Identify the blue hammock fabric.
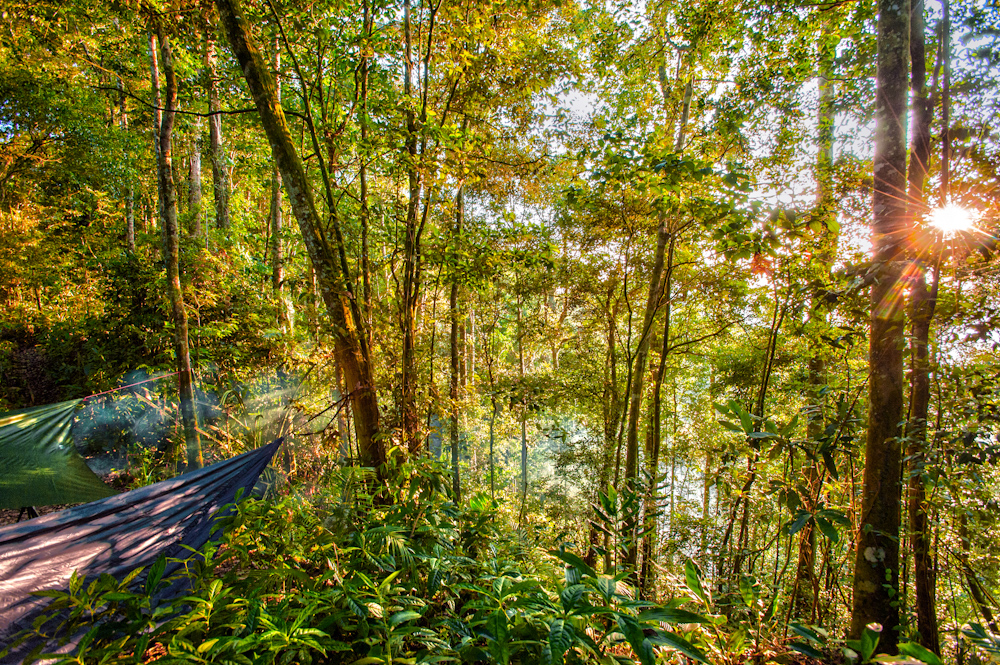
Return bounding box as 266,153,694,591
0,440,281,660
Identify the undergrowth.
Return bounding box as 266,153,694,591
8,458,948,665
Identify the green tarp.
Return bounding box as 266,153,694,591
0,400,115,509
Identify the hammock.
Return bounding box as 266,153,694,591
0,439,281,661
0,400,115,510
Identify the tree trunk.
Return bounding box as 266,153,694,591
359,0,373,330
150,33,163,256
205,33,231,232
449,186,464,503
639,232,675,599
905,0,940,652
622,218,668,574
118,78,136,253
794,16,838,620
517,302,529,525
214,0,385,475
189,117,203,238
400,0,422,453
270,41,291,333
850,0,909,650
156,26,203,471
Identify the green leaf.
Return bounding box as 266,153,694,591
785,511,812,536
684,560,709,605
655,631,710,664
861,625,881,661
389,610,421,627
549,550,597,579
637,608,710,624
719,419,743,433
898,642,944,665
789,641,826,659
738,576,757,609
560,584,586,612
549,619,576,663
146,554,166,594
822,449,839,480
616,615,655,665
815,516,840,543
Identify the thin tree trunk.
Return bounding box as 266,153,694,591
359,0,373,330
214,0,385,475
517,303,529,525
150,33,163,258
118,77,136,253
156,26,202,471
189,118,203,237
449,186,464,503
850,0,909,650
270,40,291,333
206,33,231,231
639,232,675,599
794,16,838,620
400,0,421,453
468,309,476,386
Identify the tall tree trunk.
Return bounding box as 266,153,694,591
517,302,529,526
189,117,203,238
118,77,136,253
156,26,203,471
359,0,373,331
206,33,231,232
270,40,291,333
622,218,668,574
639,232,675,599
214,0,385,475
850,0,910,650
905,0,939,652
150,33,163,257
586,286,622,570
468,309,476,386
449,185,464,503
400,0,422,453
940,0,951,207
794,16,838,620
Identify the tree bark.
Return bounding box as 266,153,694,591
156,25,203,471
150,33,163,258
189,117,203,238
205,33,231,232
794,16,838,620
850,0,909,650
449,185,464,503
400,0,422,453
270,40,291,333
905,0,940,653
214,0,386,475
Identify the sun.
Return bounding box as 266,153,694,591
928,204,977,236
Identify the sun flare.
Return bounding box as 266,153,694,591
929,204,977,236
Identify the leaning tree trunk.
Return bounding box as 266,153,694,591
205,33,231,232
214,0,385,476
850,0,909,652
156,26,203,471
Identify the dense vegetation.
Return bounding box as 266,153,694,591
1,0,999,661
